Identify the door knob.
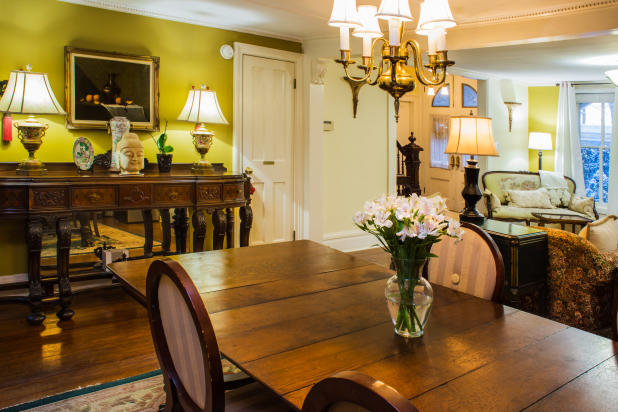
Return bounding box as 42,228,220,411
244,167,253,175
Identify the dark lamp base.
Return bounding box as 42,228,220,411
459,158,485,226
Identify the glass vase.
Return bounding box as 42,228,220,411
385,257,433,338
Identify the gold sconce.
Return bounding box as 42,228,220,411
503,101,521,132
330,0,456,121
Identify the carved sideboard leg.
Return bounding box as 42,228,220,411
173,208,188,254
239,205,253,247
226,208,234,249
26,218,45,325
56,216,74,321
76,212,93,247
159,208,172,253
192,210,207,253
142,209,154,258
212,209,227,250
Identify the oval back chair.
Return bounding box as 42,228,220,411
147,258,225,411
427,222,505,302
301,371,419,412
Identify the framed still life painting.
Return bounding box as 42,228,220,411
64,47,160,131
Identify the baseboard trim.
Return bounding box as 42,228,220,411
322,230,378,252
0,273,27,286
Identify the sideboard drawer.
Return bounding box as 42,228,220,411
0,188,27,211
30,187,69,210
154,184,193,205
197,184,222,205
223,183,245,202
119,184,152,207
73,187,116,208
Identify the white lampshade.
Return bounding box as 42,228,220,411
329,0,362,28
376,0,413,21
605,69,618,86
0,69,65,115
352,5,382,38
177,86,228,125
416,0,456,33
528,132,552,151
446,116,499,156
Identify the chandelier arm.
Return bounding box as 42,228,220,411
343,63,372,83
367,38,389,86
404,40,447,86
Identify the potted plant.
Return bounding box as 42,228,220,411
152,121,173,172
354,194,463,338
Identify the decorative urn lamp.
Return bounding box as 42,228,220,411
0,65,66,175
177,85,228,174
445,116,499,224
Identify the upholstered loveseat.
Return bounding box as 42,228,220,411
482,171,598,224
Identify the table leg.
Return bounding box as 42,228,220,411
226,208,234,249
159,208,172,253
76,212,93,247
172,208,188,254
212,209,227,250
26,218,45,325
192,209,207,252
239,205,253,247
56,216,74,321
142,209,154,258
560,223,565,231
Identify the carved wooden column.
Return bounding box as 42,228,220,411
159,208,172,253
240,171,254,247
26,218,45,325
172,208,188,254
225,208,234,249
141,210,154,257
400,132,423,196
192,209,207,253
212,209,227,250
56,215,74,321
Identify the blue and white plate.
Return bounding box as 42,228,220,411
73,137,95,171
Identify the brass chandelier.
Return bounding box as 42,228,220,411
329,0,456,121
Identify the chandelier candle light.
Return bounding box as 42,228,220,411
177,85,229,174
329,0,456,121
0,65,66,175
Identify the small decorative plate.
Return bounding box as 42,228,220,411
73,137,95,171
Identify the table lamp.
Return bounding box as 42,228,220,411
0,65,66,175
177,85,228,174
528,132,552,171
445,116,499,224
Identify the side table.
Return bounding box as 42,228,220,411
531,212,593,233
480,219,548,315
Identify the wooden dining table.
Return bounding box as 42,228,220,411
108,240,618,411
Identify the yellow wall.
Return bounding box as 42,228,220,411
528,86,559,172
0,0,301,276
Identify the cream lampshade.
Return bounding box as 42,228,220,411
0,66,66,175
416,0,456,32
177,85,228,174
529,132,552,170
352,5,383,57
446,116,499,224
328,0,362,51
376,0,413,21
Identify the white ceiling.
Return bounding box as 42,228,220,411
60,0,618,82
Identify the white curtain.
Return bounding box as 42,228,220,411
608,89,618,215
554,81,585,195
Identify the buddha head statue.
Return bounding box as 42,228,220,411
117,132,144,175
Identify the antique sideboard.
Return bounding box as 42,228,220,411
0,162,253,325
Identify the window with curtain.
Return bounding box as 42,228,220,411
576,90,614,204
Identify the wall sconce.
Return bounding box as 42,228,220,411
344,77,367,118
503,101,521,132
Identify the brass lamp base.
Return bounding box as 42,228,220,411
190,123,215,175
14,117,49,176
191,160,215,174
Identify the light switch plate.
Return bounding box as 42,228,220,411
323,120,334,132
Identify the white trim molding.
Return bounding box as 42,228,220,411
322,230,379,252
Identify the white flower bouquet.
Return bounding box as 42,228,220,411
354,194,463,337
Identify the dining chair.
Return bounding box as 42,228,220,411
612,276,618,341
426,222,505,302
146,258,293,412
301,371,419,412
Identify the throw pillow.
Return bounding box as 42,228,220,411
504,188,554,209
546,188,572,208
568,195,596,218
483,189,501,212
581,215,618,252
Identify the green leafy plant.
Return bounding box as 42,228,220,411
151,120,173,154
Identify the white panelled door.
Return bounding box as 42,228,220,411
242,55,295,245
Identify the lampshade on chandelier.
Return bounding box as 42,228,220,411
329,0,456,121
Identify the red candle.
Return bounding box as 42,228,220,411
2,113,12,142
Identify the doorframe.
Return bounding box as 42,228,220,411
233,42,306,241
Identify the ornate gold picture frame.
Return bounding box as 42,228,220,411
65,47,160,131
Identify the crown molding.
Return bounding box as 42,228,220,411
457,0,618,27
57,0,303,43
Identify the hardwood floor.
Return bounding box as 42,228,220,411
0,246,386,409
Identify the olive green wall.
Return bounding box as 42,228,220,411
0,0,301,276
528,86,560,172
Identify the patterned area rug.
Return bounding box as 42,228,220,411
2,361,244,412
41,224,160,258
